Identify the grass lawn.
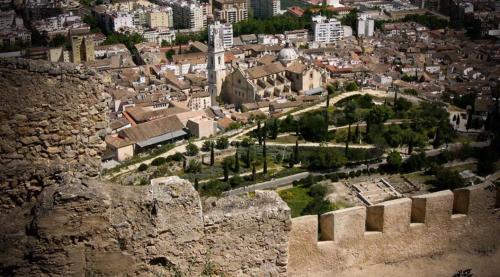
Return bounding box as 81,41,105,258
279,186,314,217
273,135,305,144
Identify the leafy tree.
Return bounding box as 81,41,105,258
386,151,402,172
201,140,212,152
186,142,199,156
365,105,393,135
299,112,329,142
215,137,229,149
402,152,428,172
432,167,465,190
165,49,175,61
306,148,347,170
138,163,148,172
345,82,359,92
186,159,202,173
340,10,358,30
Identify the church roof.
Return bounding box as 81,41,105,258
247,62,285,79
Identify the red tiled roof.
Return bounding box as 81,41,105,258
287,6,304,17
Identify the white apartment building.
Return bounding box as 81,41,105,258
312,15,343,43
357,14,374,37
210,21,233,49
172,2,207,31
253,0,280,19
143,28,176,45
110,12,134,32
146,8,173,28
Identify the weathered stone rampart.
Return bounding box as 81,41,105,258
0,58,109,211
289,183,500,276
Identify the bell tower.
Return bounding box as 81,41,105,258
208,22,226,102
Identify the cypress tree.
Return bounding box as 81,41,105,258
234,147,240,173
294,139,299,164
257,120,262,145
210,142,214,166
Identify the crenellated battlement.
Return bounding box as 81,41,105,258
288,183,500,275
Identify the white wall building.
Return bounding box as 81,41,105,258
209,22,233,49
357,14,374,37
143,28,176,45
312,15,343,43
110,12,134,32
253,0,280,19
172,2,207,31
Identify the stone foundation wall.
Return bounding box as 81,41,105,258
0,58,109,211
0,177,291,276
0,59,291,276
289,183,500,276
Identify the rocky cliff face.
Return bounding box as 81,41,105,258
0,59,291,276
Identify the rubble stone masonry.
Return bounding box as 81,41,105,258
0,59,291,276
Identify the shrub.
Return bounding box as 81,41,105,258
151,157,167,166
201,140,212,152
216,137,229,149
229,175,244,188
186,142,199,156
137,163,148,172
166,152,184,162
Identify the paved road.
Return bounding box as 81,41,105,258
223,172,310,196
222,140,492,196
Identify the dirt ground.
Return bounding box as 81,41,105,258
302,248,500,277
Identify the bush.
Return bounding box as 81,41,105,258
200,180,230,197
432,166,465,190
151,157,167,166
166,152,184,162
229,175,244,188
386,151,403,172
137,163,148,172
186,142,199,156
186,159,202,173
309,183,328,199
201,140,212,152
345,82,359,92
216,137,229,150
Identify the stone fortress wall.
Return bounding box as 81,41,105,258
0,58,499,276
0,58,109,212
0,58,290,276
288,183,500,276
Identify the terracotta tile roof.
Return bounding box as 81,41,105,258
286,62,306,74
247,62,285,79
119,116,184,143
126,106,189,123
287,6,304,17
105,135,134,148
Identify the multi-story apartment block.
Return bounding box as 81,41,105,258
146,8,173,28
312,15,343,43
0,10,31,47
357,14,374,37
188,92,212,110
213,0,248,24
33,12,89,38
71,35,95,64
209,21,233,49
172,2,207,31
252,0,280,19
110,12,134,32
